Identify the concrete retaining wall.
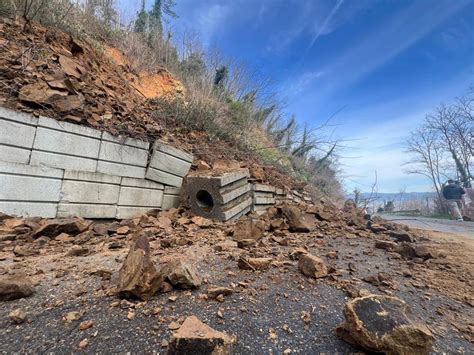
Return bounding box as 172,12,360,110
0,108,150,178
0,107,196,219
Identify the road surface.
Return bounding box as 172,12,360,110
382,214,474,239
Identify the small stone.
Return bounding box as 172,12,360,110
127,311,135,320
79,320,95,330
298,254,327,279
116,226,130,235
169,321,181,330
9,309,26,324
207,287,234,299
78,338,89,349
64,311,81,323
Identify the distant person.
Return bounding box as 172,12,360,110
442,180,465,221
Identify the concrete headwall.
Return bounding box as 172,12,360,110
0,107,193,219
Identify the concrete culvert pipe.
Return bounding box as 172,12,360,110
196,190,214,211
182,168,252,221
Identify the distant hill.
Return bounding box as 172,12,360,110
346,192,436,202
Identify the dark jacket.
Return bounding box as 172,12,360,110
442,184,465,200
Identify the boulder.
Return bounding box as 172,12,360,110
116,235,162,300
168,316,235,355
298,253,328,279
158,259,201,289
0,275,35,301
233,218,266,242
281,205,310,233
32,219,89,239
336,294,434,355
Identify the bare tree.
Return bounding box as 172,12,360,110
405,126,448,212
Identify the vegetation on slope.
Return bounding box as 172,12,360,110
0,0,343,200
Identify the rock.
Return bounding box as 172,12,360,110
233,218,266,242
116,226,130,235
32,219,89,239
0,212,13,222
116,235,162,300
413,245,436,259
195,160,211,171
390,230,413,243
158,259,201,289
64,311,82,323
78,338,89,349
66,246,89,257
191,216,213,227
8,309,26,324
13,245,39,257
168,315,235,355
374,240,398,251
370,224,387,233
238,257,273,271
79,320,95,330
298,254,327,279
281,205,310,233
336,294,434,354
55,233,73,242
207,287,234,299
0,275,35,301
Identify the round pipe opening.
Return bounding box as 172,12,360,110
196,190,214,211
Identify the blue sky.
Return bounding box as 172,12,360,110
118,0,474,193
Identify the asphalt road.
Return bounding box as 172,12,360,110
382,214,474,239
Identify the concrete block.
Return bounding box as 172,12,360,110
30,150,98,172
146,167,183,187
182,169,251,221
97,161,146,179
0,201,58,218
0,161,63,218
118,186,163,207
0,106,38,125
254,196,276,205
63,170,121,184
98,140,148,167
57,203,117,219
150,151,192,177
162,195,180,210
102,132,149,149
162,186,181,209
0,108,38,164
61,181,120,205
58,171,121,218
31,117,101,171
0,145,31,164
253,183,276,193
97,134,149,179
116,206,155,219
146,141,193,187
0,161,63,202
154,141,193,162
121,177,164,190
